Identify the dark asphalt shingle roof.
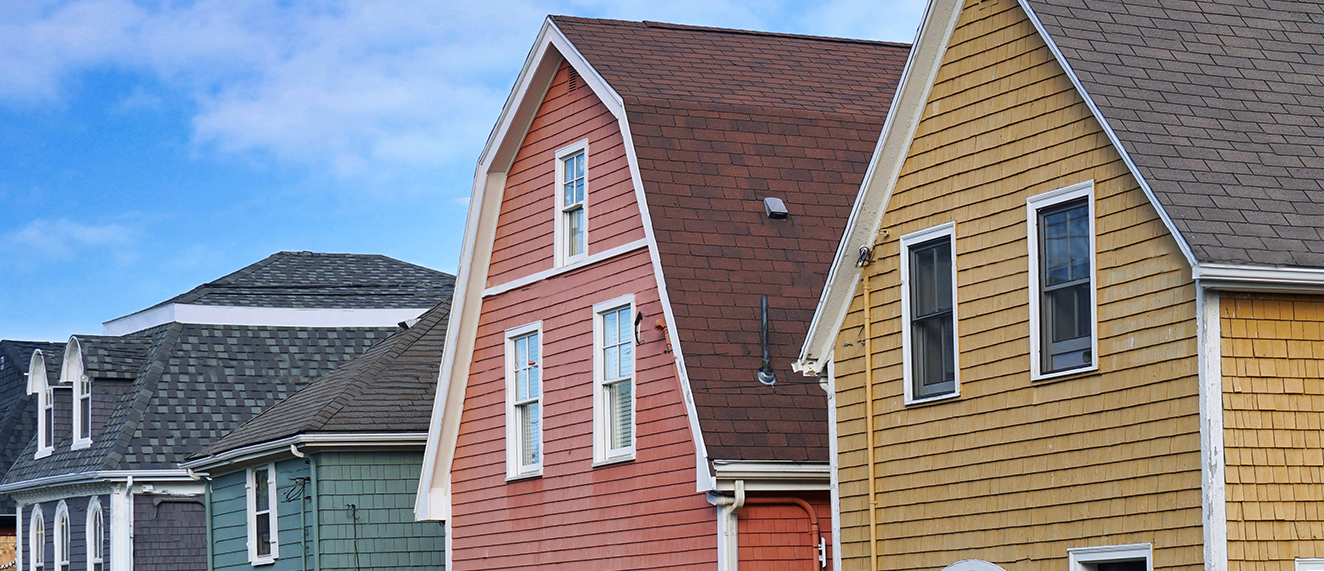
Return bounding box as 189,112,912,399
199,296,451,458
152,251,455,310
1025,0,1324,267
553,17,909,463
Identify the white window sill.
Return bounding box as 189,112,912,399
904,391,961,407
592,453,635,468
505,469,542,482
249,556,276,566
35,448,52,459
71,440,92,451
1032,364,1098,382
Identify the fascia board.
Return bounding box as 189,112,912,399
0,469,199,494
795,0,964,376
1016,0,1198,270
1193,263,1324,291
186,433,427,472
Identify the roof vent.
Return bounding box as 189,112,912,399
763,197,788,219
568,67,580,93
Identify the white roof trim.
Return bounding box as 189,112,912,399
794,0,964,376
183,432,428,472
1194,263,1324,291
0,469,199,494
711,461,830,491
416,17,713,519
1016,0,1196,269
103,304,431,336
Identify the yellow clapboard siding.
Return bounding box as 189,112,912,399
832,0,1201,568
1222,293,1324,569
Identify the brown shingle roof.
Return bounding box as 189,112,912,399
1025,0,1324,267
554,16,909,463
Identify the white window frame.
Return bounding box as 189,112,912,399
30,505,44,571
86,498,104,571
592,295,637,465
1027,180,1098,381
900,222,961,405
246,464,279,565
73,373,92,450
35,379,53,459
505,322,545,480
554,139,590,268
1299,559,1324,571
1068,543,1151,571
53,502,68,571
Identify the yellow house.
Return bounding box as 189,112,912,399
794,0,1324,570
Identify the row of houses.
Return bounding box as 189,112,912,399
3,0,1320,569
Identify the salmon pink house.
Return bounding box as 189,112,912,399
415,15,908,570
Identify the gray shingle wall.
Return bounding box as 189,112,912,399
1025,0,1324,267
133,494,206,570
20,495,100,570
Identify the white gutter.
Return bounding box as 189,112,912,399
1192,263,1324,291
182,432,428,471
0,469,198,494
710,461,830,492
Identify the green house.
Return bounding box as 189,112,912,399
185,300,451,570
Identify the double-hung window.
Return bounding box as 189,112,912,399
1028,181,1097,379
30,506,45,571
506,323,543,479
73,373,92,449
53,503,68,571
247,464,278,564
555,140,588,266
37,383,53,458
901,222,959,403
87,498,104,571
593,297,635,464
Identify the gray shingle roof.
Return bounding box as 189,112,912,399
1025,0,1324,267
157,251,454,309
198,297,452,458
3,323,397,482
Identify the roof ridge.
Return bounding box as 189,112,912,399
98,323,182,471
550,15,911,49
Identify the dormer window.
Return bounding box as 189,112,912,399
73,373,92,449
28,350,54,459
554,140,589,267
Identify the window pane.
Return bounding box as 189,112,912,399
608,380,633,450
521,402,541,467
1042,201,1088,287
568,208,584,257
913,315,955,396
605,346,619,380
604,311,617,345
44,407,53,447
620,336,633,377
255,512,271,556
81,397,91,439
1097,562,1146,571
254,470,269,512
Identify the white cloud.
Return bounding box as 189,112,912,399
2,218,135,260
0,0,924,190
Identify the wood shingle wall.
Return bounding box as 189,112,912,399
831,0,1202,568
1222,293,1324,568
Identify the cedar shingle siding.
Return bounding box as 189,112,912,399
833,1,1201,568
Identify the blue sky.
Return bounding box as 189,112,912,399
0,0,926,342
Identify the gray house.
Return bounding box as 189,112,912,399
184,295,451,570
0,341,63,564
0,252,453,571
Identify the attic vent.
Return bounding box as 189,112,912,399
568,67,581,93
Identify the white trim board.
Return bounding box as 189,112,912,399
103,304,431,336
1196,286,1228,571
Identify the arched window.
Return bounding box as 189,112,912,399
27,350,54,457
86,498,104,571
53,502,69,571
29,506,44,571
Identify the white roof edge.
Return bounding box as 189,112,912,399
1194,263,1324,290
1016,0,1198,269
183,432,428,471
795,0,964,376
102,304,431,336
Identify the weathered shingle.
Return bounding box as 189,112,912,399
554,17,910,463
1025,0,1324,267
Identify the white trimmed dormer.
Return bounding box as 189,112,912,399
62,337,92,450
26,349,54,459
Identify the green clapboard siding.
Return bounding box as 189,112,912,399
316,451,446,570
208,451,444,570
212,458,312,571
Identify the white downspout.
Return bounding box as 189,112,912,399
709,480,746,571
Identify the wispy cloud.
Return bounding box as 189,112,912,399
2,218,135,260
0,0,923,190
